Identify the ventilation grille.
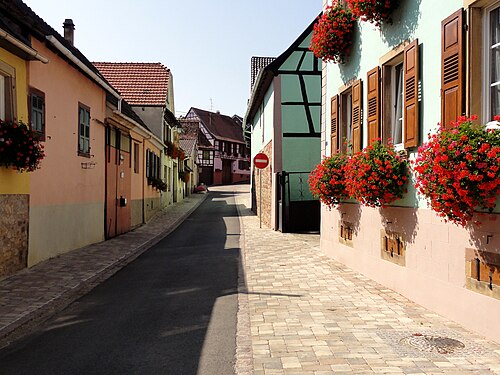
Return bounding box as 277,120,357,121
443,54,459,85
405,76,415,101
368,96,377,117
331,118,337,134
353,106,360,124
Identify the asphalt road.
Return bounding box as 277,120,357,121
0,189,241,375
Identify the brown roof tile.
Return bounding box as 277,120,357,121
93,62,170,106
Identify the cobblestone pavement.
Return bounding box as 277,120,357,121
231,186,500,375
0,193,207,348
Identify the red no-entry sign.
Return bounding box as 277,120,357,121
253,152,269,169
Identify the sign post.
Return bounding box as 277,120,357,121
253,153,269,229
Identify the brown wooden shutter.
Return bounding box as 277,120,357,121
351,79,362,153
367,67,380,145
404,39,419,148
441,9,464,129
330,95,339,154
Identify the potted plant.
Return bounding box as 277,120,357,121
346,0,400,27
414,115,500,227
345,141,409,207
310,2,357,64
0,120,44,172
309,153,349,207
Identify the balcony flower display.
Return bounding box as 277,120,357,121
310,2,357,64
345,141,409,207
346,0,400,27
414,115,500,227
308,153,349,207
0,120,44,172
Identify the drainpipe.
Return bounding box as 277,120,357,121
0,28,48,64
45,35,121,100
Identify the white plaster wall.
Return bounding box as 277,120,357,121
321,0,500,344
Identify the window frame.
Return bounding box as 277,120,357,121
78,103,91,157
381,54,405,150
339,87,353,154
28,87,45,140
0,60,16,122
482,1,500,120
133,142,140,174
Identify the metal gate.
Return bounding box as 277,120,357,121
277,171,320,233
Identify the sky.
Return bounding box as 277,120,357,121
24,0,321,118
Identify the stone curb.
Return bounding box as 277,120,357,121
0,193,208,348
234,189,254,375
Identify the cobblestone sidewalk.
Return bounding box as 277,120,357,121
0,193,207,348
233,188,500,375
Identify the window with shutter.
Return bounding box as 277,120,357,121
330,95,339,154
441,9,464,129
367,67,380,145
351,79,363,153
337,79,363,154
404,39,419,148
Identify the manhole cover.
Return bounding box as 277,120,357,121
400,334,465,354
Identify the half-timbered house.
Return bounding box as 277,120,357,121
244,17,322,232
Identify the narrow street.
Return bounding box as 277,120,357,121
0,189,240,375
1,185,500,375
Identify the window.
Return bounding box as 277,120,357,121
331,79,362,154
133,143,139,173
238,160,250,170
382,58,404,148
78,104,91,156
29,88,45,138
485,3,500,119
0,61,16,122
203,150,211,160
340,88,353,153
368,39,419,149
146,149,160,181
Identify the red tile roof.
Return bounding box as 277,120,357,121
93,62,170,106
191,108,245,143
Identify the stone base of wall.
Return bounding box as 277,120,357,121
255,142,273,228
0,194,28,278
144,197,161,223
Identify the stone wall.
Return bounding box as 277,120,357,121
254,142,273,228
0,194,28,278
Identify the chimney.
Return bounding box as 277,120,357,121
63,19,75,45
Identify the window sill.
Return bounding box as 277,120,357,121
78,151,91,158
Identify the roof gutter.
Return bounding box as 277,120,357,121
0,27,48,64
46,35,121,101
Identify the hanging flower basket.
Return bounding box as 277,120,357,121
308,153,349,207
346,0,400,27
345,141,409,207
0,120,45,172
310,3,357,64
414,115,500,227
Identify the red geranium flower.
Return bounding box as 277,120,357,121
309,153,349,207
0,120,44,172
414,115,500,227
346,0,400,27
345,141,409,207
310,2,357,64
